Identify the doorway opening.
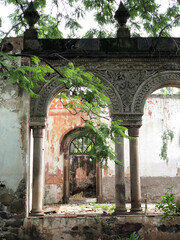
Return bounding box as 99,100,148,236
69,137,96,201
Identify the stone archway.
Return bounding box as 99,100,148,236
30,73,123,127
29,63,180,216
60,127,103,204
29,74,116,215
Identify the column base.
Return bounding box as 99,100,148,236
114,208,127,215
130,207,143,214
30,210,44,216
63,196,69,204
97,195,103,203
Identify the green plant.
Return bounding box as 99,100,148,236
159,129,174,164
117,232,144,240
155,186,180,221
90,203,115,213
160,87,174,98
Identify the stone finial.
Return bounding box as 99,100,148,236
24,1,40,39
24,1,40,29
114,1,130,38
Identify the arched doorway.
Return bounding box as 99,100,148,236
61,128,103,204
69,137,96,201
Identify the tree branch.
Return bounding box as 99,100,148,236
9,53,64,78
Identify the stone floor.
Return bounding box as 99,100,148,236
43,198,161,217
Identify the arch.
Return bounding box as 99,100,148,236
132,71,180,113
60,127,103,203
30,71,123,126
60,127,85,155
30,77,65,125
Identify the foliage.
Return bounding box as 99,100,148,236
0,0,180,39
159,129,174,163
0,54,54,97
89,203,115,213
128,232,144,240
160,87,174,98
155,186,180,221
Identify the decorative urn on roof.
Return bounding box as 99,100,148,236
24,1,40,39
114,1,130,38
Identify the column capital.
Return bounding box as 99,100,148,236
111,113,143,127
32,126,44,138
128,126,140,137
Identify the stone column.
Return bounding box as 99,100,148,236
63,155,70,203
114,136,127,214
30,126,44,216
96,163,103,203
128,127,142,212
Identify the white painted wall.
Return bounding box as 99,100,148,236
139,95,180,177
120,95,180,178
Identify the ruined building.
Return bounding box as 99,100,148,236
0,2,180,239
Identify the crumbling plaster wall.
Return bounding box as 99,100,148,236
45,95,180,204
0,82,27,192
0,38,29,193
0,38,30,239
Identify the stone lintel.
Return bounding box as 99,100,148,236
22,37,180,59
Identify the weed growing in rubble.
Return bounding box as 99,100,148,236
156,186,180,221
90,202,115,213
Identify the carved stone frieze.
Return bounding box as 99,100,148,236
30,58,180,127
72,58,180,72
95,69,156,113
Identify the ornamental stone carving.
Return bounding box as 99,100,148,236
30,71,124,125
94,69,155,113
30,58,180,127
132,71,180,113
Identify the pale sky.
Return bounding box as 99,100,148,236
0,0,179,37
